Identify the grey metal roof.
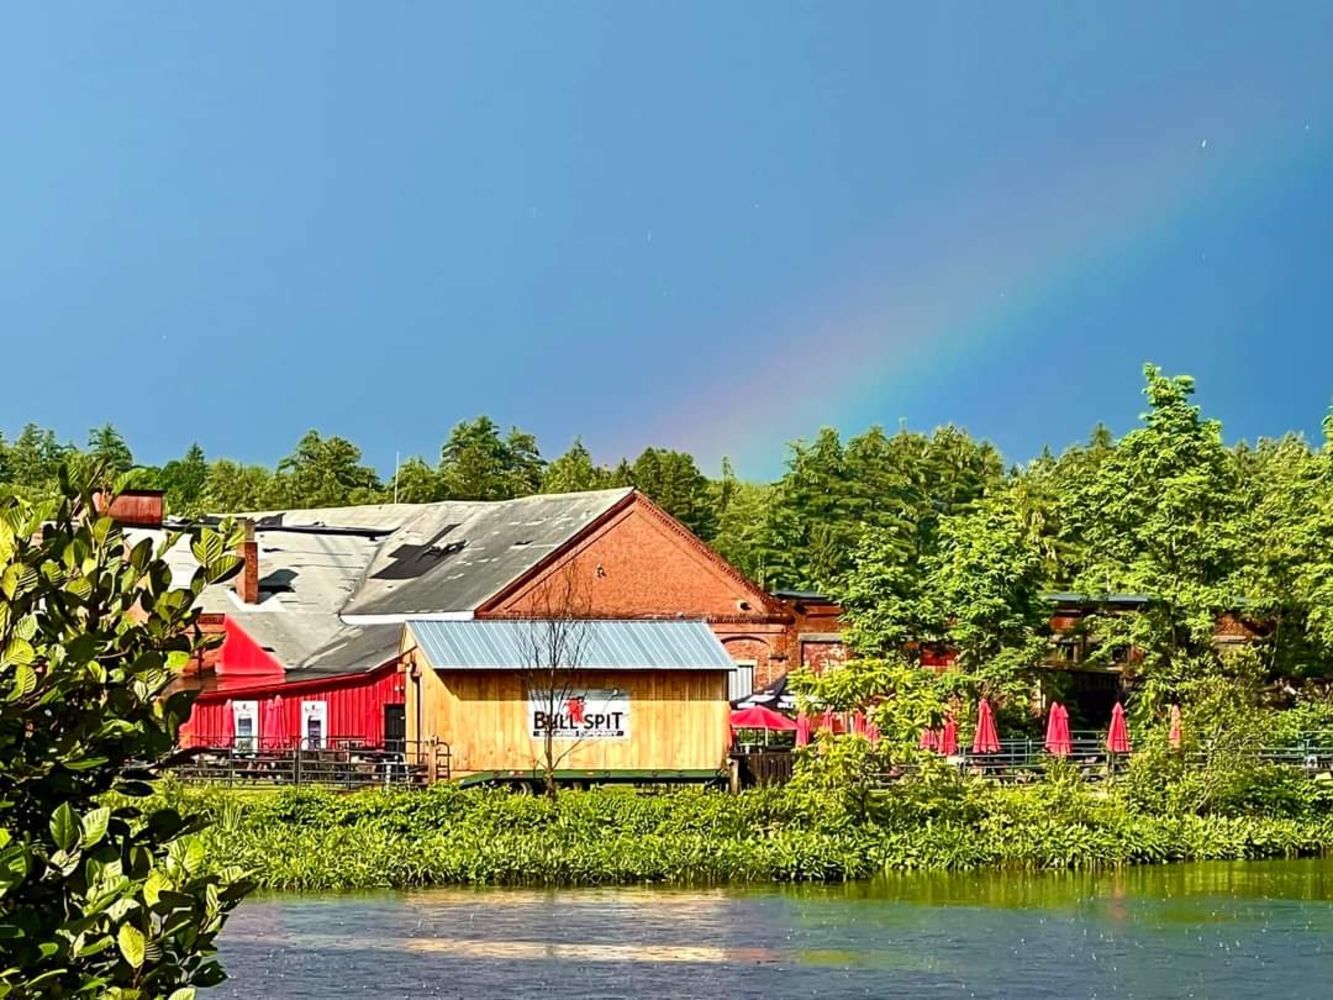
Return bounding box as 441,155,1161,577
128,488,633,673
295,623,404,676
408,619,734,671
342,488,632,616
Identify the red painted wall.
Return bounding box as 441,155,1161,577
181,665,405,747
214,617,285,688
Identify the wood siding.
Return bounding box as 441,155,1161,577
404,649,728,775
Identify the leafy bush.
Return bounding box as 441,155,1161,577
154,776,1333,891
0,476,252,998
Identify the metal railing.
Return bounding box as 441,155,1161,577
940,729,1333,781
170,738,451,789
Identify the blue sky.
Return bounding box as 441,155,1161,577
2,2,1331,478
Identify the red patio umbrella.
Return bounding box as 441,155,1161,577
819,708,841,734
919,727,939,751
851,710,869,737
1106,701,1132,754
729,705,797,731
795,712,812,747
971,698,1001,754
1045,702,1072,757
1168,704,1183,750
939,715,959,756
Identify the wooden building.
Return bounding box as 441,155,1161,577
401,618,732,782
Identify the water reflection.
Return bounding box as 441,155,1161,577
215,859,1333,999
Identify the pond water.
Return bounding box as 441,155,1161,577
214,860,1333,998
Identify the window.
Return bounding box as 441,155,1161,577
302,700,328,749
728,661,756,701
231,700,259,752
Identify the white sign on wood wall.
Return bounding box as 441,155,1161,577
527,688,629,740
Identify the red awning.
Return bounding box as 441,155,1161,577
730,705,798,731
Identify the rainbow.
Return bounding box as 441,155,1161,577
652,109,1325,477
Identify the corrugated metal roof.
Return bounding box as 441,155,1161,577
408,619,734,671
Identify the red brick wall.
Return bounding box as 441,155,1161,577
484,496,778,620
483,495,804,691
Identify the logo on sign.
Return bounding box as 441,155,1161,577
528,688,629,740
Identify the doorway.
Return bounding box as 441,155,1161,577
384,704,406,753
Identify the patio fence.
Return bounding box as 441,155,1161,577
168,738,451,789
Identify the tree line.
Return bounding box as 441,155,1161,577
799,364,1333,736
0,413,1008,594
7,363,1333,701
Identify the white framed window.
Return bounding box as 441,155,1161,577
728,661,757,701
301,700,328,749
231,700,259,752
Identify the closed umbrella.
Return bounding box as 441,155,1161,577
865,717,881,743
819,708,840,734
919,728,939,751
1168,704,1183,750
1044,701,1063,756
1107,702,1132,754
972,698,1001,754
1056,703,1073,756
939,715,959,756
1045,702,1072,757
795,712,812,747
851,710,869,737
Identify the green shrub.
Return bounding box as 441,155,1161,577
152,776,1333,891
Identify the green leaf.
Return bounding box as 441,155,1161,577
117,924,145,969
3,638,34,667
81,807,110,848
9,664,36,700
167,989,197,1000
65,756,110,772
50,803,79,852
143,870,169,907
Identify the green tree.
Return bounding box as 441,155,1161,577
626,447,715,538
540,439,611,494
389,456,443,503
1071,366,1246,708
272,431,383,508
0,473,252,996
708,460,775,585
87,423,134,475
438,417,545,501
200,460,276,513
4,424,73,496
159,444,209,517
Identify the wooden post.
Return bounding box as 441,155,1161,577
728,756,741,795
426,739,439,784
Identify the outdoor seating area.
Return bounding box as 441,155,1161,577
171,738,451,789
728,696,1333,788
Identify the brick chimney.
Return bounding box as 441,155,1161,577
236,519,260,604
94,489,165,528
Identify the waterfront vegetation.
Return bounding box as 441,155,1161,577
163,746,1333,891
